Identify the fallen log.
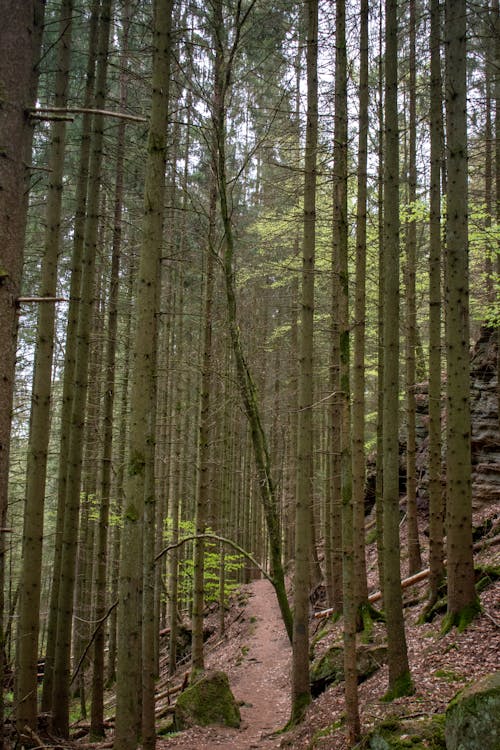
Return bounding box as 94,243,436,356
314,531,500,620
314,568,431,619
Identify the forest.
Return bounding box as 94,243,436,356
0,0,499,748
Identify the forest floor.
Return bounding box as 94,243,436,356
156,503,500,750
158,577,291,749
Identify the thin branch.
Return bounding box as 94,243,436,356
31,106,147,123
70,601,118,685
17,297,67,304
155,533,273,584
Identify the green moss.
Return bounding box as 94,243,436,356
174,670,240,730
433,669,466,683
124,504,139,522
366,527,378,545
441,597,481,634
128,451,145,477
361,714,446,749
382,670,415,702
310,717,344,747
284,691,311,728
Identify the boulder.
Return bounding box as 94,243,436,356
445,671,500,750
310,643,387,697
365,715,446,749
174,670,241,730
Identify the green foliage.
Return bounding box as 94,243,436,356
163,518,245,605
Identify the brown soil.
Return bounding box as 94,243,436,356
158,578,292,750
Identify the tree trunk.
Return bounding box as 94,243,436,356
15,0,73,731
214,0,293,644
291,0,318,724
443,0,478,630
90,1,130,733
41,0,100,713
0,2,45,739
335,0,361,741
427,0,445,610
405,0,422,578
51,1,112,734
114,2,173,747
352,0,369,614
383,0,413,699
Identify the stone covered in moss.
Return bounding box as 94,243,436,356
363,715,445,749
445,671,500,750
174,670,241,730
311,643,387,696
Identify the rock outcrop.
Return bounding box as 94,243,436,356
445,671,500,750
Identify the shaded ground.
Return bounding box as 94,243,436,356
158,579,291,750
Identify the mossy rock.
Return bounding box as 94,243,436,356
445,671,500,750
362,714,445,749
310,644,387,697
174,670,240,730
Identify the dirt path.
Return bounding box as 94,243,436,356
159,579,291,749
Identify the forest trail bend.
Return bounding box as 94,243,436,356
159,578,291,749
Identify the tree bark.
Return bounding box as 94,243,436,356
383,0,413,698
0,1,45,739
15,0,73,731
114,2,173,748
291,0,318,724
443,0,478,629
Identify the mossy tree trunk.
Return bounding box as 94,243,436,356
335,0,360,741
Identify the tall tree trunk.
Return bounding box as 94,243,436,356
191,102,217,674
15,0,73,731
443,0,479,630
352,0,369,614
114,2,173,747
291,0,318,724
90,1,130,733
383,0,413,699
405,0,422,577
426,0,445,610
0,2,45,739
41,0,100,713
375,4,385,601
214,0,293,644
51,2,112,734
334,0,360,741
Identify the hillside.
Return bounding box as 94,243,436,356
148,504,500,749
